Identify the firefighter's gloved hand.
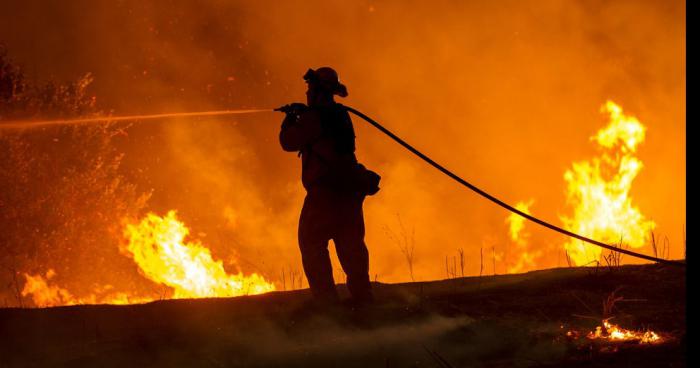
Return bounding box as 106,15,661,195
275,103,308,117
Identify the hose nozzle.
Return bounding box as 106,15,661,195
275,103,308,115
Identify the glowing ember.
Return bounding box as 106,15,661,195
587,319,662,344
560,101,656,266
121,211,275,298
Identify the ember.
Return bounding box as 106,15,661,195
587,319,662,344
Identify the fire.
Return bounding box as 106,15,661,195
21,211,275,307
21,270,75,307
560,101,655,266
507,200,533,243
21,269,149,307
121,211,275,298
505,200,540,273
587,319,662,344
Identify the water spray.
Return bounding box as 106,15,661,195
0,108,274,130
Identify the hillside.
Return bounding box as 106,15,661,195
0,263,685,367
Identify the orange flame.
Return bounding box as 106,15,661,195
21,270,75,307
121,211,275,298
587,319,662,344
21,269,150,307
505,200,540,273
21,210,275,307
560,101,655,265
507,200,533,243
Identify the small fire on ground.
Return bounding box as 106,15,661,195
566,319,663,345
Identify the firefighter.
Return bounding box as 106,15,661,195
278,67,375,305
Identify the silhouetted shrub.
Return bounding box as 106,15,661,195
0,45,150,306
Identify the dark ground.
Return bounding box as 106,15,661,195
0,263,686,367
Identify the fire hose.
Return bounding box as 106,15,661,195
1,105,685,267
339,105,685,267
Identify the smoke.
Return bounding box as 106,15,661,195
0,296,569,366
233,314,475,364
0,0,685,294
226,313,565,367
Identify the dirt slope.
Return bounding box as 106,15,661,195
0,263,685,367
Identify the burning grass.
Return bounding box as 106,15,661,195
121,211,275,298
20,211,276,307
586,319,662,344
560,101,656,266
564,287,668,349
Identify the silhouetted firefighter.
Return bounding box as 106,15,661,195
278,67,380,305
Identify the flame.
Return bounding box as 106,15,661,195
507,200,533,243
587,319,662,344
505,200,540,273
21,270,75,307
121,211,275,298
21,210,275,307
21,269,149,307
560,101,655,265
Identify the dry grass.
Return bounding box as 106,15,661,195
602,237,626,271
383,214,416,282
443,252,463,280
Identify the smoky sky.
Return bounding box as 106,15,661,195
0,0,685,283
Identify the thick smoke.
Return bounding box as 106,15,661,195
0,0,685,296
